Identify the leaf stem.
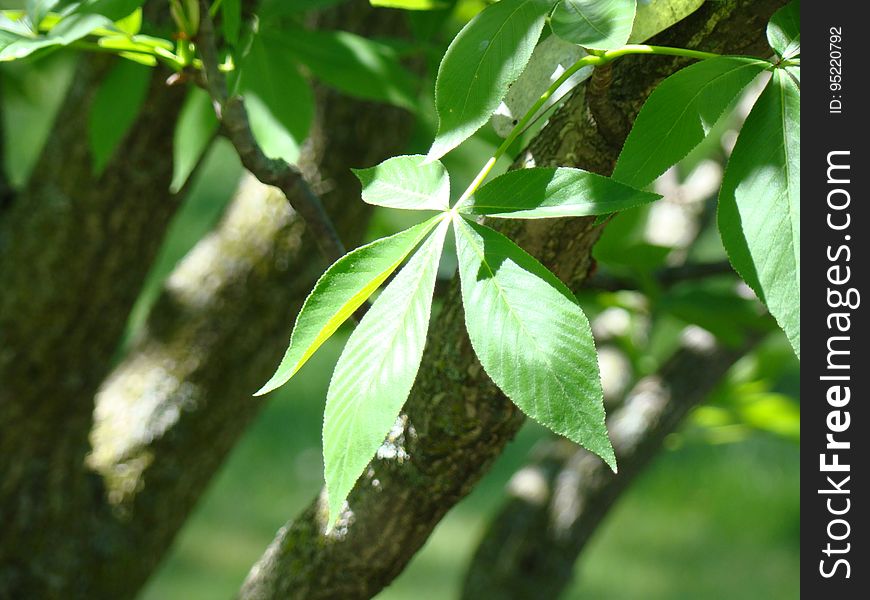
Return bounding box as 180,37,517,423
454,44,724,206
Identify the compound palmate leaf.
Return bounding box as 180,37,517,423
454,217,616,469
459,166,659,217
612,56,768,189
718,70,800,358
353,155,450,211
767,0,799,60
324,217,449,525
427,0,553,160
551,0,637,50
256,216,442,396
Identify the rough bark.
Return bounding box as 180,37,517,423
0,54,185,596
239,2,782,598
460,329,760,599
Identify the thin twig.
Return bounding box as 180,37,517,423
195,1,345,262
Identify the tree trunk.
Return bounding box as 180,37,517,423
0,55,185,597
238,2,782,598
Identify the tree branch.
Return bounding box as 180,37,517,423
237,2,784,598
195,0,345,262
460,328,760,599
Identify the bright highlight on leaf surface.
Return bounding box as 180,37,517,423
255,216,442,396
323,217,450,526
353,155,450,211
551,0,637,50
718,70,800,358
427,0,552,160
459,167,660,217
612,56,768,190
454,217,616,470
767,0,800,60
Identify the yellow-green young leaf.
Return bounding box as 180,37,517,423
718,71,800,358
369,0,449,9
240,32,313,165
353,155,450,211
612,57,768,190
256,216,442,397
454,217,616,469
88,59,151,174
427,0,552,161
767,0,799,60
459,167,659,217
323,217,449,527
551,0,637,50
114,7,142,35
171,87,218,193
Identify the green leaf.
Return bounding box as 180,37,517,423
240,32,313,165
628,0,704,43
718,71,800,358
352,155,450,211
767,0,799,60
113,7,141,35
171,87,219,193
78,0,144,21
323,217,449,526
267,25,417,110
26,0,60,29
256,216,443,396
459,167,659,217
88,58,151,174
221,0,241,45
551,0,637,50
612,56,768,189
427,0,552,160
453,216,616,469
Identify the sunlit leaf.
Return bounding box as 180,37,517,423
551,0,637,50
454,216,616,469
427,0,552,160
256,216,443,396
612,56,768,189
240,32,313,165
718,70,800,357
459,166,659,217
323,217,449,526
353,155,450,211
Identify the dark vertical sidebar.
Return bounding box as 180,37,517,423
803,2,866,596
